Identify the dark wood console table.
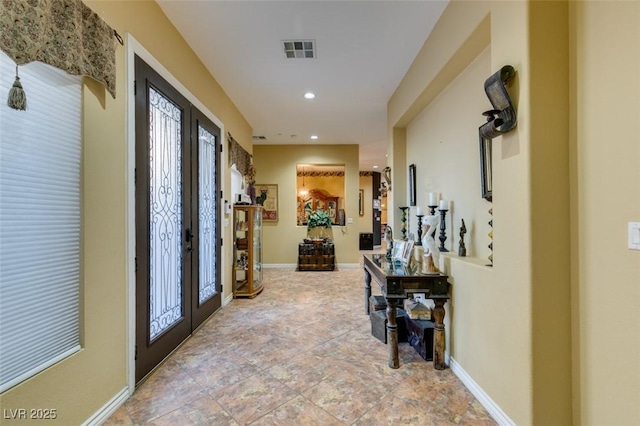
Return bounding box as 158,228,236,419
363,254,450,370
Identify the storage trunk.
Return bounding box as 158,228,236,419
405,317,434,361
370,308,408,344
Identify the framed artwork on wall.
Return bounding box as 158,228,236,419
409,164,416,206
255,184,278,221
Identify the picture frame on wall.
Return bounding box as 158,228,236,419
479,134,492,202
409,164,417,206
254,184,278,221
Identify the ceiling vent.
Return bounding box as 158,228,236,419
282,40,316,59
252,135,267,140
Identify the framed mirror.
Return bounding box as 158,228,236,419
296,164,345,226
479,134,492,201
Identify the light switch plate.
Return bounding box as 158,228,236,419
629,222,640,250
347,217,353,224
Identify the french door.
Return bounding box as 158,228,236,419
134,56,221,383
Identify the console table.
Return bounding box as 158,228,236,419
363,254,450,370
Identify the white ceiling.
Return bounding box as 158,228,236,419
157,0,448,171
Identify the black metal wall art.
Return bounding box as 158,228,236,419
479,65,517,201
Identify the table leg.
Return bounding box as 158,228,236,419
364,268,371,314
433,299,447,370
386,298,399,369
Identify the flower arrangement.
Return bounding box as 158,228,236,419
307,209,333,230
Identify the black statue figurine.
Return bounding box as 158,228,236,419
458,219,467,257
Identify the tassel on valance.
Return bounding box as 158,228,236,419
1,0,118,105
7,66,27,111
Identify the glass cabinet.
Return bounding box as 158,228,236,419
232,205,263,298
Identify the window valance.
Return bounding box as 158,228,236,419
0,0,117,98
228,132,252,178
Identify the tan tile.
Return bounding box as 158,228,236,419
302,370,385,424
146,395,239,426
209,373,298,425
125,360,207,424
265,354,344,393
355,394,451,426
101,405,134,426
250,395,345,426
456,398,498,426
105,267,496,426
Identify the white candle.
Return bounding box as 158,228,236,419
429,192,438,206
416,207,422,216
439,199,448,210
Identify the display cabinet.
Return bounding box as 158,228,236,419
297,189,340,226
233,205,263,298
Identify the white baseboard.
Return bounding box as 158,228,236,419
82,386,129,426
223,293,234,306
263,263,361,269
449,358,515,426
337,263,360,269
263,263,297,269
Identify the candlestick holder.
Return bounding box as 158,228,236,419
428,205,437,237
399,207,409,240
438,209,449,252
416,214,424,246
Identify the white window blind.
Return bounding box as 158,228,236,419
0,51,82,393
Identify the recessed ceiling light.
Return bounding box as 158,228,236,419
310,135,318,140
304,92,315,99
373,165,378,169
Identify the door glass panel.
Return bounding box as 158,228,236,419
198,125,217,304
148,86,183,341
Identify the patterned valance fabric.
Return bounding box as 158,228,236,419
227,132,251,177
297,171,344,177
0,0,117,98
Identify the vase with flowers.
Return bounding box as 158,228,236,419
306,209,333,241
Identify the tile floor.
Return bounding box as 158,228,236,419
104,256,497,425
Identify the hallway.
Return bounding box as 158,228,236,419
105,263,496,425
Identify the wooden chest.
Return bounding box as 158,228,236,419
369,295,387,312
370,308,408,344
297,241,335,271
405,317,434,361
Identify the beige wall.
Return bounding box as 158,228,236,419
391,0,639,425
3,1,638,425
253,145,360,265
389,1,569,424
572,1,640,424
405,46,492,259
0,1,252,424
